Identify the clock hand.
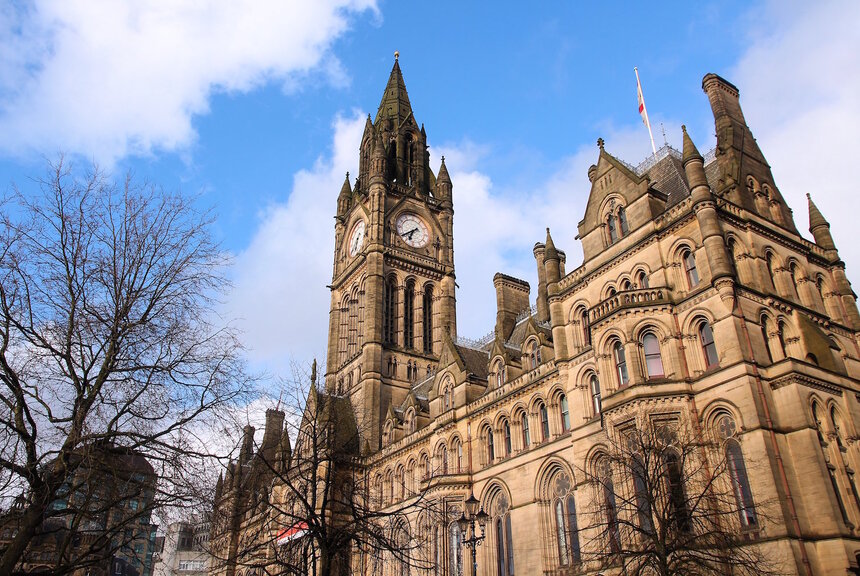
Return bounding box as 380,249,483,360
404,228,418,240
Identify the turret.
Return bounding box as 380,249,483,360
239,425,255,465
260,408,285,462
807,193,836,252
544,228,561,293
682,126,733,287
533,243,549,323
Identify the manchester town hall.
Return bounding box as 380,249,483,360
210,58,860,575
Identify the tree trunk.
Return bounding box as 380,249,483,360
0,490,49,575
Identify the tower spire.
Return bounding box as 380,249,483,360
375,54,414,126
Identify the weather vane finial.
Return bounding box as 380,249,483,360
394,51,399,60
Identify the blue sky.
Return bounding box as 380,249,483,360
1,0,858,380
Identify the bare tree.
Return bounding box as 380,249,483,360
209,362,440,576
0,158,251,574
580,418,783,576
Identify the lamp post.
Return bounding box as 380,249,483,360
457,491,489,576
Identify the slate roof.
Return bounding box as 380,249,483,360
455,344,490,380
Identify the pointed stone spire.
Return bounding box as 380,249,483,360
374,54,413,126
437,156,451,184
807,193,836,251
337,172,352,217
681,125,708,191
339,172,352,197
214,472,224,500
681,125,703,164
807,193,828,231
363,113,373,137
544,228,559,261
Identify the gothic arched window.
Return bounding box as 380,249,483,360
613,341,629,387
521,411,531,449
642,332,664,378
590,374,602,417
423,285,434,354
559,394,570,432
761,315,774,363
490,493,515,576
683,249,699,288
698,320,719,368
717,414,757,527
503,420,512,456
551,472,581,567
664,451,690,532
486,427,495,465
607,214,618,243
493,359,506,388
404,280,415,349
539,402,550,441
637,270,649,289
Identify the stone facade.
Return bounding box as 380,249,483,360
211,59,860,575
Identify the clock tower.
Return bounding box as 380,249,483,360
324,55,457,452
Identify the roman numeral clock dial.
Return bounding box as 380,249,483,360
348,219,366,257
395,213,429,248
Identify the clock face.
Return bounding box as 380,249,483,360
348,220,366,257
395,213,430,248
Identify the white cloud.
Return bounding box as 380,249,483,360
0,0,377,163
731,0,860,286
227,112,364,377
436,121,681,340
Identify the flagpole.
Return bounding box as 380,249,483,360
634,67,658,155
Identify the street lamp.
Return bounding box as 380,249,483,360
457,491,489,576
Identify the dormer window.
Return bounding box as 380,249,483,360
526,340,541,369
493,359,506,388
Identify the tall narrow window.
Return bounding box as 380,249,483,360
761,316,774,363
789,263,800,297
404,280,415,349
618,207,629,236
777,321,787,358
683,249,700,288
503,420,512,456
637,270,649,288
607,215,618,243
566,494,581,563
487,428,495,464
665,451,690,532
642,332,664,378
384,277,397,345
504,514,515,575
449,523,463,576
521,412,531,449
579,308,591,346
722,431,756,527
590,375,602,416
613,341,629,387
440,445,448,475
496,518,507,576
559,394,570,432
632,456,654,534
601,463,621,553
423,286,434,354
555,499,569,566
539,403,550,441
457,441,463,473
699,321,718,368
